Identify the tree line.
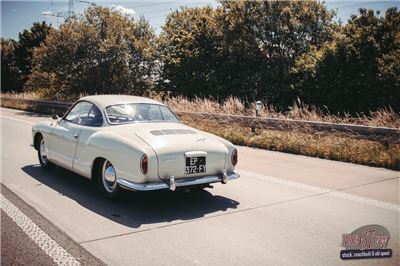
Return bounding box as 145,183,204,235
1,1,399,114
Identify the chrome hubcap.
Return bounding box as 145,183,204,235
40,139,48,164
102,161,117,193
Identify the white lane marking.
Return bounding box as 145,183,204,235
0,115,35,125
239,170,400,212
0,194,80,266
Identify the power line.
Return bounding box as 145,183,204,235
42,0,92,19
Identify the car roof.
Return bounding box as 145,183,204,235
79,95,165,109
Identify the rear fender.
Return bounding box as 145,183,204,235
76,132,158,183
198,130,237,172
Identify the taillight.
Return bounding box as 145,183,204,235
140,154,148,174
231,149,238,166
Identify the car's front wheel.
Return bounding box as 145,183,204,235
97,159,122,200
37,135,53,169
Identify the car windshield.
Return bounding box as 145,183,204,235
105,103,180,124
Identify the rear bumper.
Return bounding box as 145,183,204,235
117,172,240,192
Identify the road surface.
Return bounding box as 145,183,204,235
1,107,399,265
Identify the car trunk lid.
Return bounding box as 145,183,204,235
135,127,228,180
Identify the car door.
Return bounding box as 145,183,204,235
73,104,104,176
48,101,94,169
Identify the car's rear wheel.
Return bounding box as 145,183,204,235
97,159,122,200
37,135,53,169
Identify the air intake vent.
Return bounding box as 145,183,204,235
150,130,164,136
162,129,177,135
150,129,197,136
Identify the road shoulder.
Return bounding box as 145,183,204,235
1,184,104,266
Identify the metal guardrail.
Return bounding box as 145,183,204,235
177,112,400,144
3,98,72,108
1,96,399,144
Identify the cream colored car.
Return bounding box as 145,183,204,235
32,95,239,199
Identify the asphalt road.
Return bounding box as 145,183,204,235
1,107,399,265
1,208,56,266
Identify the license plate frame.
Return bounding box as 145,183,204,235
185,156,206,174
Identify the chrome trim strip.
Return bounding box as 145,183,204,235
184,151,207,157
116,172,240,192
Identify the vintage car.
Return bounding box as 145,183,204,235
32,95,239,199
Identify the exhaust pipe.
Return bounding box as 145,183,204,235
221,169,228,184
169,176,176,191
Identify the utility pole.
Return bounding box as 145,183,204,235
43,0,80,19
68,0,74,17
43,0,92,20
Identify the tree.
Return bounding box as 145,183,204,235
158,6,224,98
1,22,52,92
14,22,53,88
294,7,400,113
158,0,336,107
1,38,22,91
26,5,156,99
218,0,336,106
376,7,400,112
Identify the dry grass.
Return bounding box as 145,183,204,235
165,95,399,169
0,92,41,110
180,114,400,170
2,92,400,170
157,94,400,129
3,91,398,128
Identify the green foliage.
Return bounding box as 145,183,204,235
1,38,22,91
158,6,223,98
159,0,336,107
295,7,400,113
15,22,53,83
26,5,156,99
219,0,336,106
1,22,52,92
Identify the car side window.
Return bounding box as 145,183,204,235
160,106,179,122
64,102,102,126
86,105,103,127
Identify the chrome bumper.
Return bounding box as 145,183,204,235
116,172,240,192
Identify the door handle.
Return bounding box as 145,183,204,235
73,133,79,139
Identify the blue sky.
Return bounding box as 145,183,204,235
1,0,399,39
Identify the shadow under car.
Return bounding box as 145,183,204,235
22,164,240,228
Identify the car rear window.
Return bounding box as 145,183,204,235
105,103,180,124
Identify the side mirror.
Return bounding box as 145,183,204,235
52,114,59,120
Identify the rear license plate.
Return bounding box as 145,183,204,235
185,156,206,174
